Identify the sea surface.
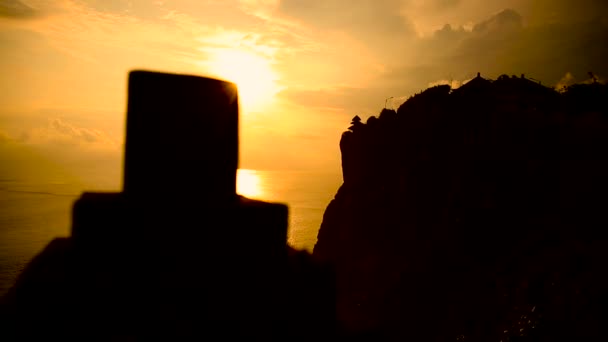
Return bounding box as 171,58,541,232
0,169,342,297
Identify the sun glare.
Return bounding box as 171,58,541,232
207,49,279,111
237,169,264,199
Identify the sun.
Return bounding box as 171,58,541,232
206,49,279,111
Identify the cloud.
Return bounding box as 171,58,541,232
0,1,239,69
472,8,522,33
237,0,281,20
23,118,118,150
0,0,38,19
2,0,608,172
393,8,608,88
292,5,608,119
264,2,608,123
556,72,575,91
428,78,470,89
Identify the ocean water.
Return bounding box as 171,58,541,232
0,169,342,297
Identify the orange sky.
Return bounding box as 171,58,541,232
1,0,607,184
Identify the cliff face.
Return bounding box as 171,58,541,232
314,75,608,341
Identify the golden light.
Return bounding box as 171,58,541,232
207,49,279,111
237,169,264,199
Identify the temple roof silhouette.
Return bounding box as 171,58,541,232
456,72,491,92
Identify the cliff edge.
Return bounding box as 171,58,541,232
314,74,608,341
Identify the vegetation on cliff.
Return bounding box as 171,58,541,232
314,74,608,341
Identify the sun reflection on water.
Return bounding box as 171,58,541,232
236,169,264,199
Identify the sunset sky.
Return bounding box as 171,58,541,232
1,0,607,184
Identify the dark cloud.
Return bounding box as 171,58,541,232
472,8,522,33
287,6,608,116
279,5,580,114
0,0,38,18
524,0,608,25
401,8,608,87
427,23,468,53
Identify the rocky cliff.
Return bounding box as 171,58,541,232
314,74,608,341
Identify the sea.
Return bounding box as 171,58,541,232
0,169,343,297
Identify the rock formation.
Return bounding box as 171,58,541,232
315,75,608,341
